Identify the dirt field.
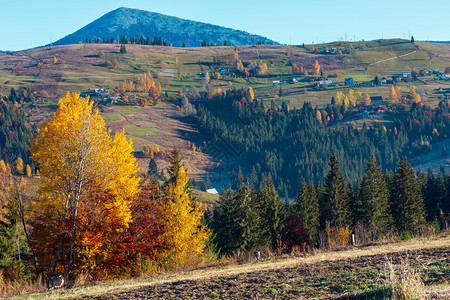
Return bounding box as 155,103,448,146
99,103,217,181
77,246,450,299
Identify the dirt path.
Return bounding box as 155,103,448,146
369,50,417,65
27,235,450,300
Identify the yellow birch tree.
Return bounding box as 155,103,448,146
30,92,139,278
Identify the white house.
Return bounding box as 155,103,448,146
206,188,219,195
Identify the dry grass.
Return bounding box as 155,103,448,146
385,258,425,299
0,274,46,299
10,233,449,300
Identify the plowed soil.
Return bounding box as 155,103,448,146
82,247,449,300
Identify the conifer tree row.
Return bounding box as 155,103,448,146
209,154,445,255
194,89,450,197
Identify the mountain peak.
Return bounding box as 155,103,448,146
54,8,277,47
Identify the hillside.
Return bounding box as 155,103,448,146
53,7,277,47
0,39,449,186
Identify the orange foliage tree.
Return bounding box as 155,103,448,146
31,180,166,280
364,93,371,106
313,60,320,74
234,49,239,61
389,85,398,101
30,93,139,279
248,87,255,101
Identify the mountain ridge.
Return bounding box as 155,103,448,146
53,7,277,47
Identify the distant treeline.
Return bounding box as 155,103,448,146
85,35,168,46
208,153,449,255
0,88,36,167
422,40,450,44
194,88,450,197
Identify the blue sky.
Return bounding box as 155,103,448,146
1,0,449,51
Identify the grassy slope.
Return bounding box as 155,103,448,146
13,234,450,299
1,40,448,110
1,40,449,176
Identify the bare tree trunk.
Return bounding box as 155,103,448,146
66,196,79,279
50,193,71,278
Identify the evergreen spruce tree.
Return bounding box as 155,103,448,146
435,171,446,219
257,178,285,248
356,155,392,237
249,166,258,188
147,158,158,177
201,175,212,191
425,168,439,221
384,170,394,200
168,147,182,185
295,182,320,246
392,158,425,233
211,189,244,255
445,174,450,216
416,167,427,203
323,154,352,228
238,182,266,250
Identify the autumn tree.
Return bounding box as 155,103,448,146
236,60,244,72
291,63,300,74
25,164,32,177
14,157,24,174
158,151,209,268
389,85,398,101
315,109,322,123
234,49,239,61
313,60,321,74
364,93,371,106
248,87,255,101
0,161,37,281
30,93,139,279
395,85,401,100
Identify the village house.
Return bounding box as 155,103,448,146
319,80,333,87
370,96,383,105
218,68,230,75
344,77,354,85
402,72,411,78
